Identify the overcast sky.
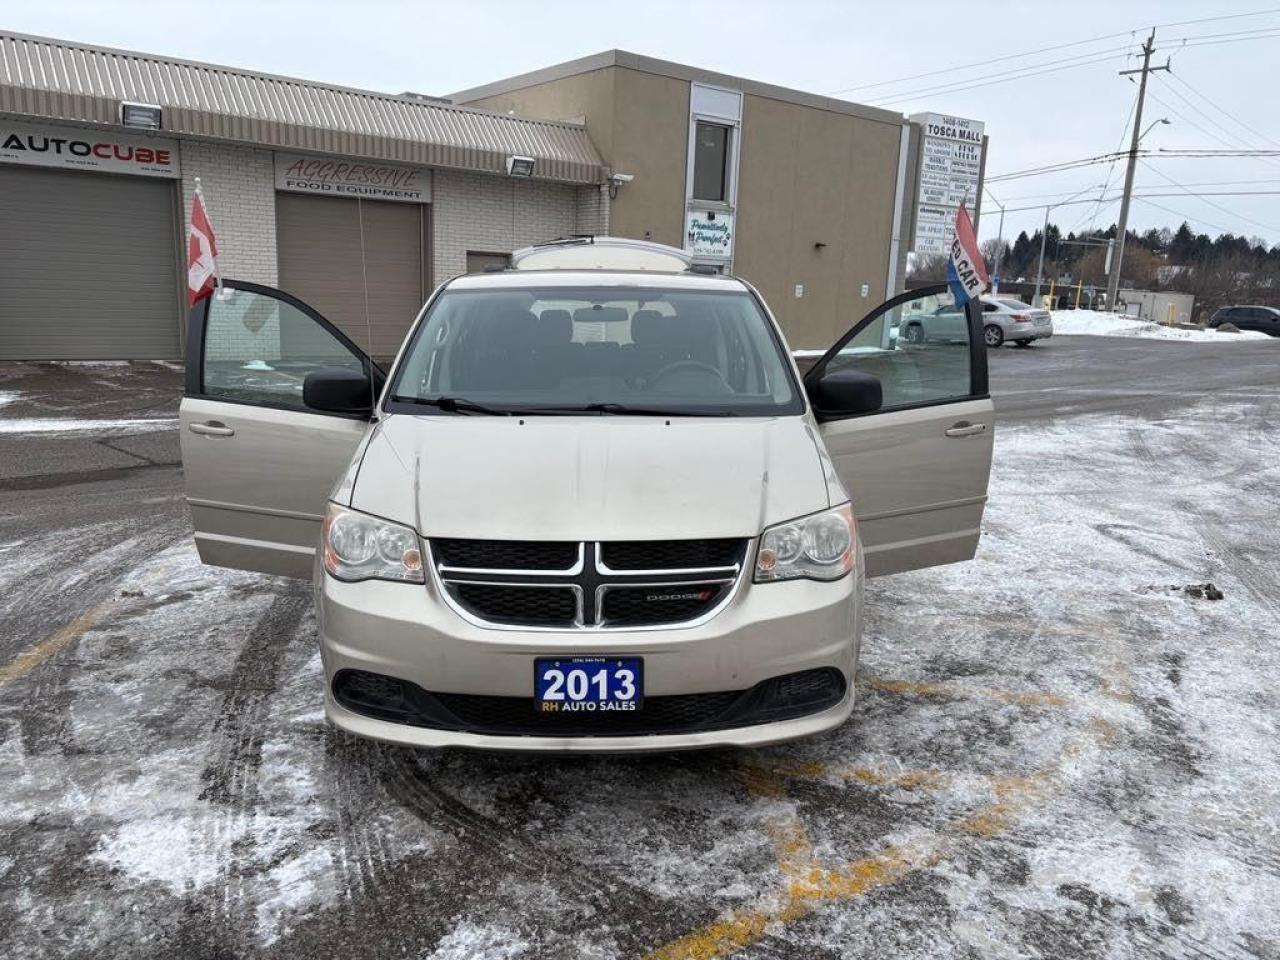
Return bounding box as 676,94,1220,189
8,0,1280,247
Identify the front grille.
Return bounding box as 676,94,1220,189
452,583,577,627
601,539,745,570
431,537,748,630
601,583,728,627
433,538,578,570
333,667,847,738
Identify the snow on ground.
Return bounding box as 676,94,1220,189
2,391,1279,958
1051,309,1271,341
0,416,177,434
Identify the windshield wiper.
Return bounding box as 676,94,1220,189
389,395,512,416
532,402,736,417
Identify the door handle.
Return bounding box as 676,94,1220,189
945,421,987,438
189,421,235,438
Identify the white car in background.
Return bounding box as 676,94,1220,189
902,295,1053,349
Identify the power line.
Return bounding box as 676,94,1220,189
1133,196,1233,234
827,7,1280,97
866,48,1135,106
1073,85,1139,234
828,31,1136,95
1138,159,1280,233
1164,72,1280,151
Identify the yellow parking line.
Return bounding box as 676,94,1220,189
863,676,1069,707
648,670,1129,959
761,758,946,791
0,602,113,688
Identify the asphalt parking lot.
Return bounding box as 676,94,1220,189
2,336,1279,959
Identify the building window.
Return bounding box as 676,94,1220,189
692,121,731,202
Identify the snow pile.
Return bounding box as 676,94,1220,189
1050,310,1270,341
0,416,177,434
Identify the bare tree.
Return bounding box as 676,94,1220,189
907,253,948,282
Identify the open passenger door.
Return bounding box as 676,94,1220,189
804,283,994,577
179,281,383,579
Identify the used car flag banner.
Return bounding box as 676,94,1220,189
187,178,220,306
946,202,989,306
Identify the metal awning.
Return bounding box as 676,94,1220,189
0,31,606,184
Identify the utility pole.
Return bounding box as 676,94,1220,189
1108,29,1169,310
985,187,1006,293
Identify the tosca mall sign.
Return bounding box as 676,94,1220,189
0,121,179,177
909,112,985,256
275,153,431,203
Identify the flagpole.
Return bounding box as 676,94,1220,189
193,176,221,295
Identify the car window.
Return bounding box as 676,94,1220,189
997,298,1034,310
202,287,366,410
824,291,972,409
387,285,803,417
982,303,999,312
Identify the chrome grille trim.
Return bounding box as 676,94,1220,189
437,542,585,578
427,539,749,632
593,543,741,578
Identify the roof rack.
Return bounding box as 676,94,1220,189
511,236,693,273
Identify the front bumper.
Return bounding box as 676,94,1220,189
316,565,861,752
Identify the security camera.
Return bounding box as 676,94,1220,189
609,172,635,183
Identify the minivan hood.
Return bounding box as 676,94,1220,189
350,414,831,541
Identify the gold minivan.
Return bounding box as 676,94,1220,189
180,239,993,752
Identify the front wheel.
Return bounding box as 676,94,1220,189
902,323,925,344
984,324,1005,348
1013,339,1033,348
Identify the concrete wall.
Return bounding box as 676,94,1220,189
430,170,579,282
734,96,904,350
607,68,689,247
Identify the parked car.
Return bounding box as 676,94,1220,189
1208,305,1280,336
180,238,994,752
901,295,1053,348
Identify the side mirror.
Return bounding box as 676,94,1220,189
806,368,882,419
303,368,375,416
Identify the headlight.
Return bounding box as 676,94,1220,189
755,503,855,582
322,503,424,583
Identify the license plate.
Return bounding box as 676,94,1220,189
535,657,642,714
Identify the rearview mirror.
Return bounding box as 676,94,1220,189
303,368,375,417
806,369,882,419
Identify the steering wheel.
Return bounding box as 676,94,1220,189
648,360,732,393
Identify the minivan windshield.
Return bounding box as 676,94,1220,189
385,286,804,416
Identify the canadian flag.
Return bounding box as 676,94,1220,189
187,185,220,306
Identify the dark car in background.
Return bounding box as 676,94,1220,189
1209,305,1280,336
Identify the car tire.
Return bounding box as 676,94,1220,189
984,324,1004,348
1014,339,1032,348
903,323,924,344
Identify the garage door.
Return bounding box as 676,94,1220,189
276,193,428,360
0,167,182,360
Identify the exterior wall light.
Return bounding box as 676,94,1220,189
120,101,163,130
506,155,535,177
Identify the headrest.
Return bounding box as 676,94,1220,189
539,309,572,342
630,310,669,345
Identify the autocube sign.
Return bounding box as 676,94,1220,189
275,153,431,203
910,112,984,256
686,209,734,259
0,121,179,178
